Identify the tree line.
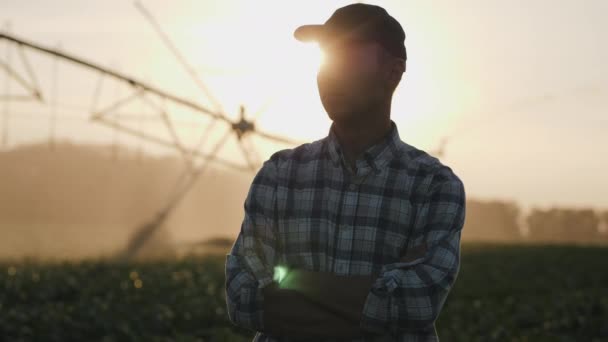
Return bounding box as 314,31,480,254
462,199,608,244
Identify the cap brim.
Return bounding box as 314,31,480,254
294,24,325,42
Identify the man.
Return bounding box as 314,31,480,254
225,3,466,341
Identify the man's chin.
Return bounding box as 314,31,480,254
327,110,358,124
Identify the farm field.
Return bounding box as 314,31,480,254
1,243,607,341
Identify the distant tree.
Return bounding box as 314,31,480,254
462,199,523,242
527,207,600,244
598,210,608,242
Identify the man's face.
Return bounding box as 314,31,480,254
316,39,388,123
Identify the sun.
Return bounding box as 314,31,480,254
176,3,341,155
305,42,326,71
287,41,326,75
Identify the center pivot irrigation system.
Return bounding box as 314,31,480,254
0,2,305,261
5,3,599,261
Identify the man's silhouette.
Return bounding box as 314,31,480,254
225,3,466,341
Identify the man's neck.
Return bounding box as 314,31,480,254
332,114,392,172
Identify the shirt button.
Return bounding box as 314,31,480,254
348,183,357,191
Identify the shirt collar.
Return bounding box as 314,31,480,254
326,119,403,174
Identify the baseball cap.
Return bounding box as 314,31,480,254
293,3,407,61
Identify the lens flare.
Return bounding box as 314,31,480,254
273,265,288,283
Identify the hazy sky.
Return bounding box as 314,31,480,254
1,0,607,211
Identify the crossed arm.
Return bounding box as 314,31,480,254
261,272,376,339
226,230,429,339
261,242,429,339
225,157,465,338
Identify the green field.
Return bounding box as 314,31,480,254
1,243,607,341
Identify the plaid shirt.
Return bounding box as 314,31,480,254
225,119,466,342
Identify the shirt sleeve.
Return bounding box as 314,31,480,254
225,155,280,332
359,166,466,335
